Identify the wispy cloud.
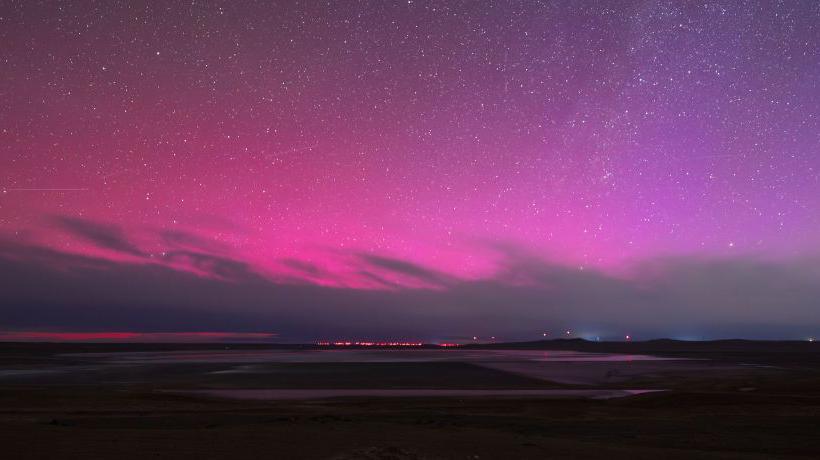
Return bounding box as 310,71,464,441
2,218,820,340
52,216,147,258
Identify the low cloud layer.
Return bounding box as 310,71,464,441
1,217,819,341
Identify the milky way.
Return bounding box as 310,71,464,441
1,1,819,340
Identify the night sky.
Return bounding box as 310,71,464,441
1,1,819,341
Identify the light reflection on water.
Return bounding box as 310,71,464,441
174,388,665,401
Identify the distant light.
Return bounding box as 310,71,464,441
543,332,548,337
625,335,631,341
810,337,816,342
315,341,423,347
565,330,571,335
473,336,478,340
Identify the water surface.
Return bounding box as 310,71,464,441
174,388,663,401
66,348,678,364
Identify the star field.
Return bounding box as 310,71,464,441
1,0,819,283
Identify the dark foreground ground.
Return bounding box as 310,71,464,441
1,340,819,459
